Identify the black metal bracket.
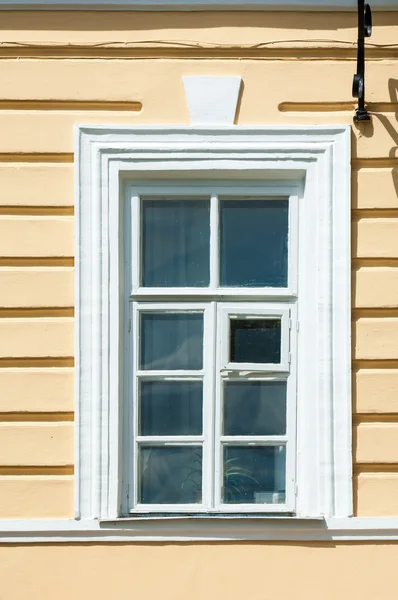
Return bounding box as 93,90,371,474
353,0,372,122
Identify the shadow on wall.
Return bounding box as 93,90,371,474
357,78,398,202
380,78,398,198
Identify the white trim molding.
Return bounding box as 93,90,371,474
2,518,398,543
75,124,352,527
0,0,395,9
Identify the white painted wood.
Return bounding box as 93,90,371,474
126,188,297,514
183,77,242,126
5,517,398,543
75,124,352,523
219,304,291,373
128,182,298,299
1,0,395,10
128,302,211,513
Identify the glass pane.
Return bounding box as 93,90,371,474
230,318,281,364
222,446,286,505
140,381,203,436
139,446,202,504
220,199,288,287
223,381,286,436
140,313,203,370
142,199,210,287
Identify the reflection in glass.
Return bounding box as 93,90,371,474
230,318,281,364
222,446,286,504
220,199,289,287
139,446,202,504
142,199,210,287
140,381,203,436
223,381,286,436
140,313,203,370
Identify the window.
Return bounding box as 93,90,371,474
75,125,351,526
126,184,298,513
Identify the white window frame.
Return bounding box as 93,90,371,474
219,305,292,373
125,183,297,516
75,125,351,525
1,0,395,9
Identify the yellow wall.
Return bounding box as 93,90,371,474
1,543,398,599
0,8,397,522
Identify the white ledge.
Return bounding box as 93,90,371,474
1,518,398,543
0,0,395,10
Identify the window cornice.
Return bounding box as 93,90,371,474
0,0,395,10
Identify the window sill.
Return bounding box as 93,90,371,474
1,517,398,543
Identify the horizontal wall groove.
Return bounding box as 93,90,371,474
279,101,355,112
354,464,398,474
0,153,73,164
0,466,73,476
0,358,74,368
353,360,398,369
0,308,74,318
0,99,141,112
353,414,398,424
280,102,398,113
0,258,74,267
0,207,74,216
352,209,398,219
0,412,74,423
352,158,398,169
352,259,398,268
353,308,398,318
0,46,396,61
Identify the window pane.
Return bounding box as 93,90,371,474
220,199,288,287
139,446,202,504
142,199,210,287
223,381,286,436
222,446,286,504
230,318,281,364
139,381,203,436
140,313,203,370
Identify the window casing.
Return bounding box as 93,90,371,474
125,184,298,514
75,125,351,525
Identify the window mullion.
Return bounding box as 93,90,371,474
131,193,141,294
213,303,223,509
209,193,219,290
202,301,217,510
131,301,140,511
285,302,298,512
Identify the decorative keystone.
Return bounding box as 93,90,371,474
183,76,242,125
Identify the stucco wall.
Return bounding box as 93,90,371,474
0,10,397,521
1,543,398,599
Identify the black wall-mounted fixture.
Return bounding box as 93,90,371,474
352,0,372,122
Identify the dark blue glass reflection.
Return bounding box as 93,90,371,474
220,199,289,287
223,381,286,436
142,200,210,287
140,313,203,370
140,381,203,436
223,446,286,504
140,446,202,504
230,318,281,364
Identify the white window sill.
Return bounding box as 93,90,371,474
1,517,398,543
